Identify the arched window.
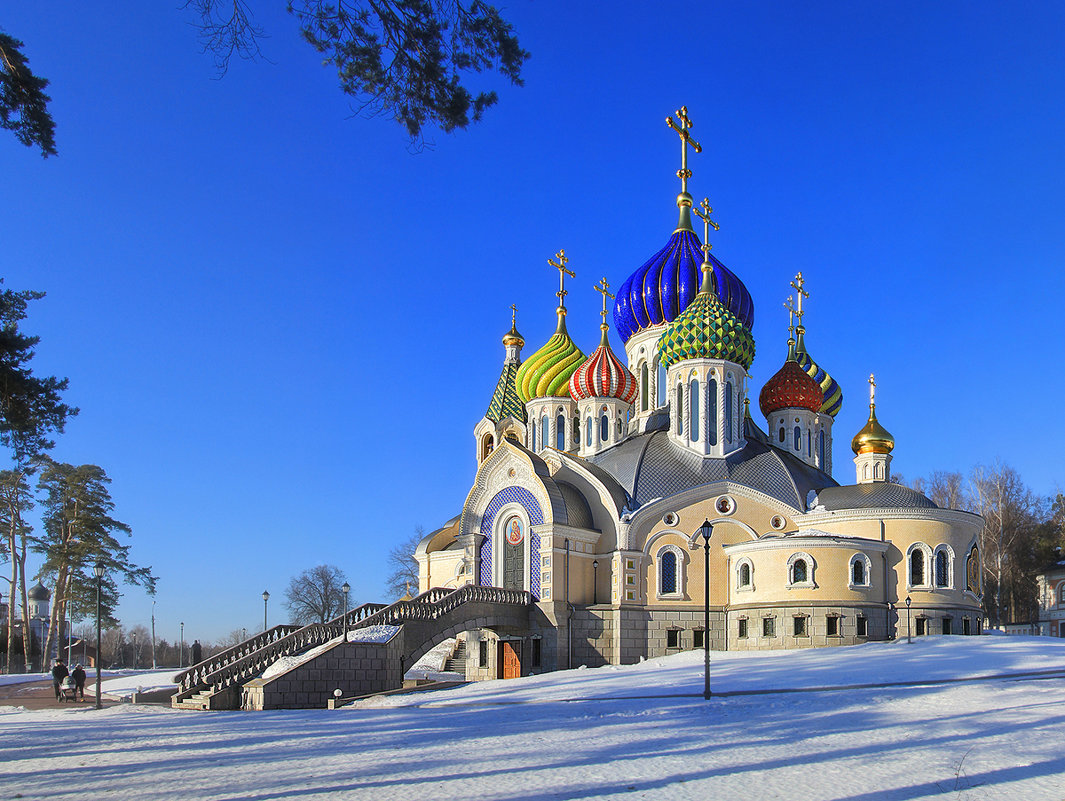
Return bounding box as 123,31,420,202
806,430,811,456
640,363,649,412
572,416,579,446
540,415,549,451
556,413,565,450
689,378,700,441
787,552,815,587
1059,583,1065,606
725,381,734,443
738,561,752,588
934,546,953,589
585,417,592,446
708,378,718,445
849,553,871,588
910,548,926,586
656,359,666,409
676,382,684,436
531,423,537,451
600,412,609,442
818,429,825,465
794,425,801,451
617,417,623,435
660,550,677,594
779,426,785,443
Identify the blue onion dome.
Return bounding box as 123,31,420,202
657,261,756,370
515,313,586,402
612,220,754,345
793,327,843,417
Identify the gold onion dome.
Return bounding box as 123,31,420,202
515,315,585,402
851,376,894,454
502,321,524,348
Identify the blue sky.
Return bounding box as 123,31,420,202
3,2,1064,643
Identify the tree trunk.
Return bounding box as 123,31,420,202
5,514,16,672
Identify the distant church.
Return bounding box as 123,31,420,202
416,108,984,678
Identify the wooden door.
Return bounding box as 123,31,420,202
497,640,522,679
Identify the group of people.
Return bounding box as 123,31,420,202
51,659,87,702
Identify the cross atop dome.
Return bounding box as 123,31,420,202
549,249,574,307
594,277,614,345
868,373,876,408
693,197,720,293
790,272,809,332
784,294,797,357
666,106,701,195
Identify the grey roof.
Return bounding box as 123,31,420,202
28,582,50,601
557,481,596,530
812,483,938,511
589,429,837,511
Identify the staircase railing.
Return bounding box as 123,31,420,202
177,586,531,703
174,624,299,696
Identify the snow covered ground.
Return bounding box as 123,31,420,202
4,637,1065,800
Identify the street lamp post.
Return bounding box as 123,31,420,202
151,600,157,670
342,582,350,641
698,518,713,700
94,561,104,710
592,560,599,605
905,596,912,644
180,622,184,668
888,602,896,640
262,590,270,632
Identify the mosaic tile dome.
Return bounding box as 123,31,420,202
794,331,843,417
515,319,586,402
759,359,824,417
569,333,638,403
612,228,755,344
657,281,756,370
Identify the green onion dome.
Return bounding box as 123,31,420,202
657,267,756,370
515,315,586,402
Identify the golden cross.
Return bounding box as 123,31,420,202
666,106,702,194
510,303,517,327
594,277,614,325
693,198,720,258
784,295,796,338
869,373,876,407
548,249,575,307
790,272,809,323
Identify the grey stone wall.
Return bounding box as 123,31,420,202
242,636,404,710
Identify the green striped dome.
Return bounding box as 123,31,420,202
516,321,586,402
657,287,756,370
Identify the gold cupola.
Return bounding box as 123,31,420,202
851,374,894,455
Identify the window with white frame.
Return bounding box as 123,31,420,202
736,558,754,592
849,553,872,589
787,552,816,588
934,545,954,589
907,543,932,589
1058,583,1065,607
656,545,684,598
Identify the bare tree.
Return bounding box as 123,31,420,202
283,564,349,625
926,471,967,510
385,526,423,600
970,463,1037,624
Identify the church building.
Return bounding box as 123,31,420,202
416,108,984,679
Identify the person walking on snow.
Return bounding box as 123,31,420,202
71,664,87,701
51,660,69,701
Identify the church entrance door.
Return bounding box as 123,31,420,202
497,640,522,679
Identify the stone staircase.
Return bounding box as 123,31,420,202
442,637,467,675
172,585,531,710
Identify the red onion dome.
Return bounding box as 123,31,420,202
759,359,824,417
568,332,638,404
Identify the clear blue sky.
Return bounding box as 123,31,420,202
4,2,1064,643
